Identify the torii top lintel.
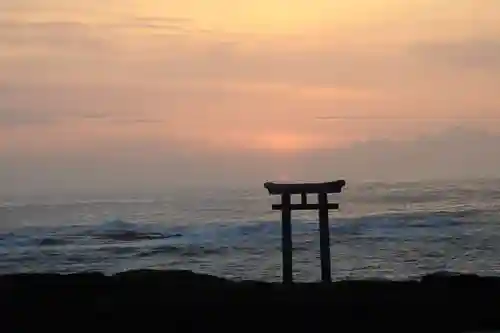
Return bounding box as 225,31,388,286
264,180,346,195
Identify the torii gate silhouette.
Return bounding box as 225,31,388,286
264,180,346,284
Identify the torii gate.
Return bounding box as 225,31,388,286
264,180,346,284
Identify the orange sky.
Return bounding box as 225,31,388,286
2,1,499,152
1,0,500,192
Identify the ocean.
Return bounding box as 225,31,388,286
1,179,499,282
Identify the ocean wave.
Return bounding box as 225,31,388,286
0,198,162,209
341,206,498,224
90,230,181,242
0,232,71,248
346,185,500,205
82,219,182,242
38,237,70,246
136,244,228,257
0,207,495,258
0,219,184,250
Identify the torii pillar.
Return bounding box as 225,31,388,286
264,180,346,284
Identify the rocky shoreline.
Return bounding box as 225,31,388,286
2,270,500,331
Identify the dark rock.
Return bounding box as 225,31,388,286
1,270,500,332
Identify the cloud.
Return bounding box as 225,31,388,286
124,16,194,31
2,125,500,197
0,109,58,128
2,12,498,93
0,19,107,50
81,112,167,124
409,39,500,70
0,108,167,129
0,4,499,149
292,127,500,182
0,15,196,56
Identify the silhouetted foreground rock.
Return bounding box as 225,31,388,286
2,270,500,332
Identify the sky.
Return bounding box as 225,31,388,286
1,0,500,195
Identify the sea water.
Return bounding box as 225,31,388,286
1,179,499,282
